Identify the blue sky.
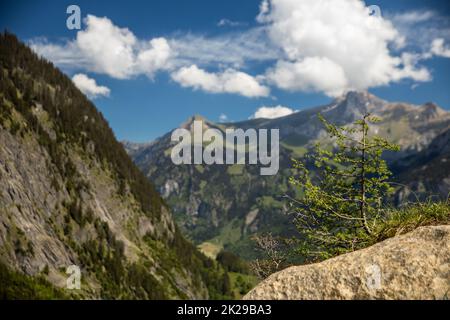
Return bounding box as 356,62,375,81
1,0,450,142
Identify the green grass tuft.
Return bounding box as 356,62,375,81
372,200,450,243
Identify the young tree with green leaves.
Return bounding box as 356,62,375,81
288,113,399,261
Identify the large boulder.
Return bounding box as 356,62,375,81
244,225,450,300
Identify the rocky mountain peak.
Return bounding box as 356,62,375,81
420,102,448,120
181,114,204,126
180,114,215,131
327,90,387,122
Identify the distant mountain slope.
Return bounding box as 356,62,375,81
127,91,450,259
129,116,299,259
122,140,154,158
0,32,231,299
392,128,450,203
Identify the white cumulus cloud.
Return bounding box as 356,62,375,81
253,105,296,119
259,0,431,96
137,37,172,78
32,15,172,79
430,38,450,58
266,58,348,97
171,65,270,98
72,73,110,98
76,15,137,79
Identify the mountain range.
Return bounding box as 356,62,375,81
125,91,450,259
1,31,448,299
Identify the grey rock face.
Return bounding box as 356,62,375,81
244,225,450,300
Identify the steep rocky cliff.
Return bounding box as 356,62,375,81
244,225,450,300
0,32,230,299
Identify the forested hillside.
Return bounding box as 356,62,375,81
0,32,233,299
